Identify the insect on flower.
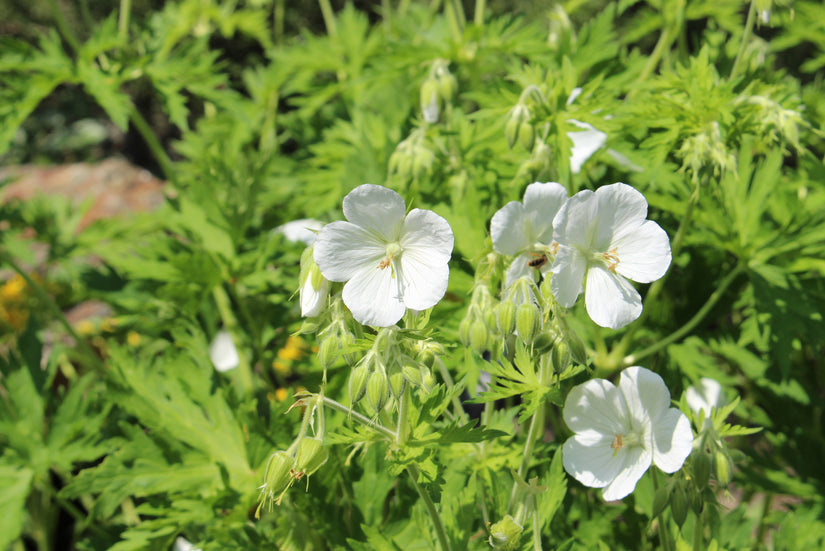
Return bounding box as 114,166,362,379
526,253,549,269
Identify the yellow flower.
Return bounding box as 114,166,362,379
76,320,96,336
272,360,292,376
127,331,142,347
274,388,289,402
0,275,27,302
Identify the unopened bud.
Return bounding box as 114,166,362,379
459,316,473,347
488,515,523,550
401,357,424,387
318,335,340,369
348,362,370,405
693,450,712,489
515,302,540,344
715,451,731,486
532,329,559,356
551,339,571,372
496,301,516,335
470,319,489,354
294,437,329,477
519,121,535,151
651,483,670,518
366,368,390,413
420,80,441,124
339,332,357,366
388,363,407,400
262,451,295,500
671,482,688,527
567,332,587,365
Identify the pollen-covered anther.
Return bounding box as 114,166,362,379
377,257,392,270
610,433,624,457
602,248,620,272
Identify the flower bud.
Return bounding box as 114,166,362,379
515,302,540,344
339,331,358,366
496,300,516,335
388,363,407,400
551,339,571,372
693,450,712,489
469,319,489,354
488,515,523,550
567,331,587,365
262,451,296,501
670,482,688,528
294,437,329,477
420,79,441,124
318,334,340,369
651,483,671,518
714,450,731,487
518,120,535,151
532,329,559,356
366,367,390,413
401,357,424,387
458,316,473,347
348,361,370,405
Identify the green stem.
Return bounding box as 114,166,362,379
321,396,396,439
474,0,486,25
730,0,756,80
118,0,131,41
129,107,175,180
651,470,675,551
407,465,453,551
212,284,254,394
273,0,285,43
47,0,81,52
628,26,672,99
508,405,544,513
2,253,104,373
318,0,338,37
624,262,745,366
445,0,465,41
753,493,772,549
692,504,704,551
396,385,410,445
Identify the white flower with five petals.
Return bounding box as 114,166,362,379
550,182,671,329
685,377,726,430
490,182,568,287
562,366,694,501
314,184,454,327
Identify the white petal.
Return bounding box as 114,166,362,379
593,183,649,251
584,266,642,329
601,445,652,501
423,91,440,123
300,276,328,317
686,378,724,418
276,218,324,245
566,87,583,106
342,184,406,241
568,121,607,174
523,182,568,244
552,189,599,250
314,221,385,282
613,220,671,284
398,250,449,311
550,246,587,308
491,201,528,255
504,253,534,288
342,264,406,327
563,432,623,489
563,377,627,436
175,538,202,551
401,209,454,264
652,408,694,473
618,366,672,426
209,331,239,372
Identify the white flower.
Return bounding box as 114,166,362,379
174,537,202,551
490,182,568,287
685,377,725,429
568,120,607,174
299,246,329,317
562,366,694,501
314,184,454,327
276,218,324,246
550,182,671,329
209,330,239,372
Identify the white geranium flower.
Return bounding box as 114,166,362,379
300,273,329,317
568,120,607,174
562,366,694,501
550,182,671,329
685,377,725,429
490,182,568,287
276,218,324,245
314,184,454,327
209,330,239,372
174,537,202,551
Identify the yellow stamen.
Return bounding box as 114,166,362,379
610,433,624,457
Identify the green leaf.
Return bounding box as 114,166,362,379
0,464,34,549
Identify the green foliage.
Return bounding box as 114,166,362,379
1,0,825,549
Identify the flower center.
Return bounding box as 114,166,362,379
377,242,403,272
592,247,620,273
610,431,643,457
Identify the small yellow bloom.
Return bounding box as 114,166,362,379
127,331,142,347
101,318,118,332
277,346,303,361
0,275,27,302
76,320,96,336
274,388,289,402
272,360,292,376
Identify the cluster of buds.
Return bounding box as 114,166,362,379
347,328,434,415
389,128,436,184
488,515,523,550
256,396,329,516
741,95,802,150
420,59,458,124
677,121,736,183
315,298,360,369
498,277,542,345
459,284,500,357
505,103,534,151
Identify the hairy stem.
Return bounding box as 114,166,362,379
730,0,757,80
212,284,254,394
508,405,544,513
320,396,396,439
407,465,453,551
